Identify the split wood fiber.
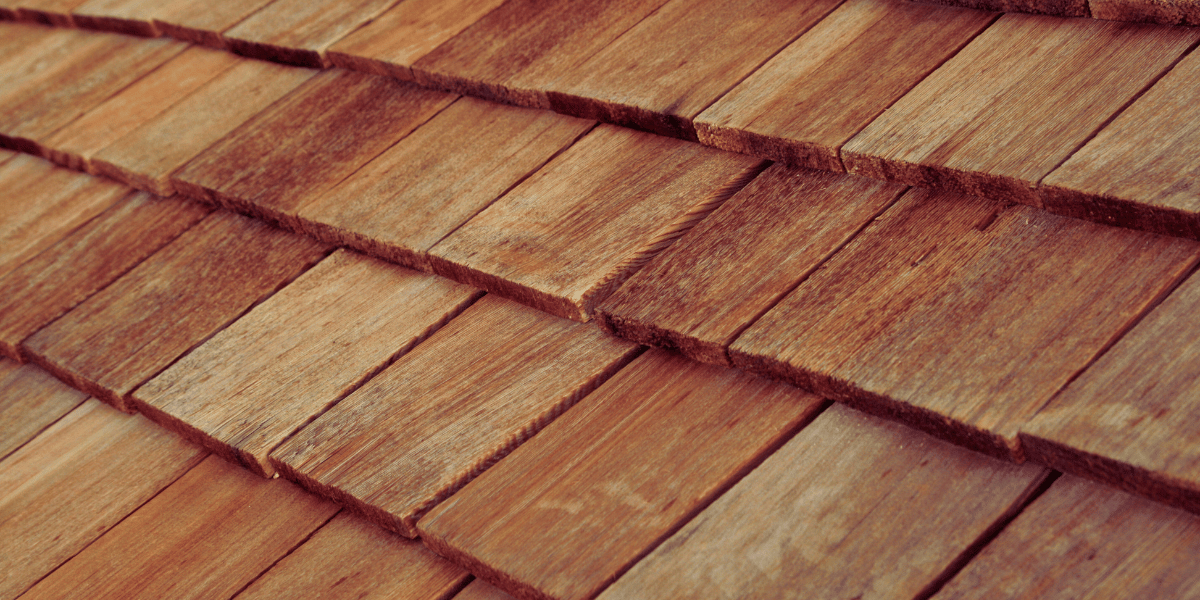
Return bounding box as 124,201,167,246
0,400,205,600
223,0,404,67
428,124,767,321
418,349,825,600
134,249,480,477
600,404,1050,600
597,164,906,366
18,455,338,600
0,359,87,460
842,14,1200,206
172,69,456,229
295,96,594,269
910,0,1086,16
71,0,277,47
23,211,329,412
1089,0,1200,24
695,0,996,171
0,193,211,362
730,188,1200,460
271,295,640,537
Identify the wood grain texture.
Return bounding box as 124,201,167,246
173,69,456,229
70,0,277,47
729,188,1200,460
0,193,210,363
544,0,843,141
428,124,767,321
11,0,88,25
934,475,1200,599
295,96,594,269
327,0,506,81
842,14,1200,206
596,165,905,366
134,249,479,477
0,399,205,600
271,294,640,537
71,0,160,36
418,349,825,600
43,45,241,172
1020,268,1200,514
0,359,87,460
0,152,128,282
911,0,1086,17
1089,0,1200,24
695,0,995,171
223,0,404,67
0,31,185,155
237,513,469,600
91,59,317,196
20,454,338,600
1041,46,1200,239
411,0,670,107
23,211,329,412
455,581,519,600
600,404,1049,600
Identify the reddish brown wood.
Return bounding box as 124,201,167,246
222,0,402,67
0,360,87,460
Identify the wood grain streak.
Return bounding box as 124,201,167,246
223,0,404,67
0,360,87,460
70,0,278,48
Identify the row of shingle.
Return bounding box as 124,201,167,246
915,0,1200,25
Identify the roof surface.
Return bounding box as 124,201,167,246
2,0,1200,598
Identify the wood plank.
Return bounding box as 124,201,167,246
70,0,159,36
694,0,995,171
0,399,206,600
598,404,1049,600
1089,0,1200,25
0,152,129,282
1020,268,1200,514
455,581,518,600
428,124,767,321
417,349,825,600
11,0,88,25
410,0,670,107
90,59,317,196
0,360,87,460
729,188,1200,460
912,0,1086,17
934,475,1200,599
236,513,470,600
19,454,338,600
70,0,277,48
133,249,479,476
1041,47,1200,239
596,165,905,366
223,0,405,67
0,32,186,155
841,14,1200,206
172,69,456,229
23,211,329,413
327,0,506,81
43,45,241,173
0,192,211,363
294,96,594,269
270,294,640,537
544,0,843,141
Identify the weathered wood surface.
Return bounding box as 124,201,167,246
134,249,479,477
418,349,825,600
223,0,403,67
934,475,1200,599
23,211,328,412
455,580,519,600
0,152,128,282
10,0,88,25
70,0,277,47
600,404,1050,600
912,0,1086,17
271,294,639,537
411,0,669,107
1041,46,1200,239
695,0,995,171
19,454,338,600
842,14,1200,205
71,0,159,35
1021,268,1200,514
0,360,87,460
328,0,506,81
597,165,905,366
44,45,240,172
545,0,843,140
296,96,593,269
91,59,317,196
428,124,767,321
0,193,210,363
0,399,206,600
173,69,456,229
0,31,185,155
0,22,79,83
237,513,470,600
1089,0,1200,24
729,188,1200,460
